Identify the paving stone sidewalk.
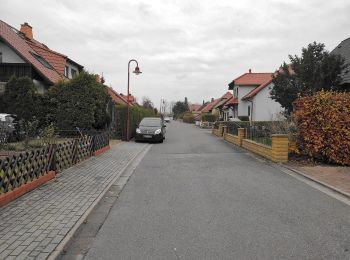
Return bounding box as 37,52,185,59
290,165,350,195
0,142,148,260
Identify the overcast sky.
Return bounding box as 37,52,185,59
2,0,350,108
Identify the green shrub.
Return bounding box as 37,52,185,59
113,105,156,140
201,113,217,122
183,113,194,123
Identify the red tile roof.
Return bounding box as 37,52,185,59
107,87,129,105
201,92,233,113
223,96,239,107
232,72,272,86
0,20,82,84
27,41,67,75
201,98,220,113
228,72,273,100
242,79,272,100
189,104,201,112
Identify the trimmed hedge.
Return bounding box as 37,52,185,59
293,90,350,165
183,113,194,123
201,113,217,122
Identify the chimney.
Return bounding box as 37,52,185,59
249,69,252,73
211,98,214,103
20,22,33,40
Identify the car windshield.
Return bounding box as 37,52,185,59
140,118,161,127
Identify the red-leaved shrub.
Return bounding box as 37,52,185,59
293,90,350,165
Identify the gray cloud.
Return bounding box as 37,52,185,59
2,0,350,107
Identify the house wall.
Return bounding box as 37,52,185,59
235,85,255,117
65,61,80,79
252,83,283,121
0,40,25,63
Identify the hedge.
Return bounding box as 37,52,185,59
201,113,217,122
293,90,350,165
183,113,194,123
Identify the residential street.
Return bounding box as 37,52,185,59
82,121,350,260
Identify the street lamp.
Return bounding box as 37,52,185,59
126,59,142,141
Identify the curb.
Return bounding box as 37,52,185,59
279,164,350,199
48,143,152,260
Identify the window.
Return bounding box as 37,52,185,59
71,68,77,78
0,52,2,63
248,105,251,117
235,87,239,97
30,51,53,70
64,66,69,77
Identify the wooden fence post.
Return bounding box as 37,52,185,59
49,144,57,172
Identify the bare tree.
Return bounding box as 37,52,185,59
142,96,154,109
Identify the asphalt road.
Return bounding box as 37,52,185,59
85,121,350,260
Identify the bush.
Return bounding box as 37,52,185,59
46,72,111,131
1,76,39,121
113,105,156,140
201,113,217,122
183,113,194,123
293,90,350,165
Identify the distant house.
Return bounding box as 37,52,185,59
107,87,129,106
228,70,283,121
0,20,83,93
189,104,201,112
215,96,238,121
212,92,233,120
331,37,350,87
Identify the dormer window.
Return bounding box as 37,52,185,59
64,66,69,77
30,51,53,70
71,68,77,78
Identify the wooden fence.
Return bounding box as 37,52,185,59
0,132,109,196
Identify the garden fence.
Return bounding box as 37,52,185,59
0,132,109,195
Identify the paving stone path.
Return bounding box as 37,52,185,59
0,142,148,260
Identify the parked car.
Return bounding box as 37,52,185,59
164,117,171,123
135,117,166,143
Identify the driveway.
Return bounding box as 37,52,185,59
85,121,350,259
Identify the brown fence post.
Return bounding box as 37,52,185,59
271,134,289,163
49,144,57,172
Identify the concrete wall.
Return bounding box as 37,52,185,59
0,40,25,63
252,82,283,121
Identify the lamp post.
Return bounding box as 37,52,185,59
126,59,142,141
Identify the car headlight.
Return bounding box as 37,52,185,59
154,129,162,135
136,128,141,134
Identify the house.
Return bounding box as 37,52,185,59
331,37,350,87
0,21,83,93
212,92,233,120
216,96,238,121
228,70,283,121
189,104,201,112
107,87,129,106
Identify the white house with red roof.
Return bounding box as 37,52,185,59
0,21,83,93
228,70,283,121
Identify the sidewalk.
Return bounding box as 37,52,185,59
0,142,148,259
287,164,350,196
